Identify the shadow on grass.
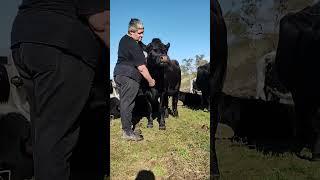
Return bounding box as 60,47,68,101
135,170,155,180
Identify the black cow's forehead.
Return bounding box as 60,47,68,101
151,41,166,50
150,38,165,47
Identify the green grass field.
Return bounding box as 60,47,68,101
110,106,210,179
215,124,320,180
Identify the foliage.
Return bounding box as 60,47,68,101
180,54,208,76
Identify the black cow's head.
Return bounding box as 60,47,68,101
146,38,170,67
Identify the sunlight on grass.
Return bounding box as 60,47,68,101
110,106,210,179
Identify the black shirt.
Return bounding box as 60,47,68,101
113,34,146,82
11,0,109,68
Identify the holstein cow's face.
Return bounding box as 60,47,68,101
146,38,170,67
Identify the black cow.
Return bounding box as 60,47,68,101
110,97,120,120
178,91,203,110
275,2,320,160
131,93,160,130
0,64,10,103
195,63,210,109
220,93,296,147
0,112,33,180
210,0,228,178
143,38,181,130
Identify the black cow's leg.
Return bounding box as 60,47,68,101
164,95,169,118
264,86,269,101
159,94,166,130
292,91,314,153
146,100,153,128
211,98,220,179
201,90,209,110
205,91,210,111
312,107,320,160
172,93,179,117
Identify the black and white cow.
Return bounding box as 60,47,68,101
256,51,293,104
110,97,120,120
211,0,228,178
109,79,120,120
275,2,320,160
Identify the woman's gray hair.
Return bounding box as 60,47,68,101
128,18,144,33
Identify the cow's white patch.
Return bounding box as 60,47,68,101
143,51,148,59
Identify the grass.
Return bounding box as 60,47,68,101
215,124,320,180
110,106,210,179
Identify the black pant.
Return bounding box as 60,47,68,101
11,43,108,180
114,75,140,132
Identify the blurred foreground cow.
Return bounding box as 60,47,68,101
275,2,320,160
211,0,228,178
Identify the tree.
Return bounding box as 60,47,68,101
182,58,194,75
240,0,262,49
195,54,209,68
180,65,188,75
273,0,288,48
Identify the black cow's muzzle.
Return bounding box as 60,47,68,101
160,55,169,63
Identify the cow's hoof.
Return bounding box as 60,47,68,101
172,111,179,117
211,174,220,180
147,124,153,128
159,126,166,130
133,128,142,135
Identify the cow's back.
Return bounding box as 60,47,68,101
276,4,320,96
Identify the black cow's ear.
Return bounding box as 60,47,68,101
166,43,170,50
146,44,152,53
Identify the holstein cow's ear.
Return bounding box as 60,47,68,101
166,43,170,50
